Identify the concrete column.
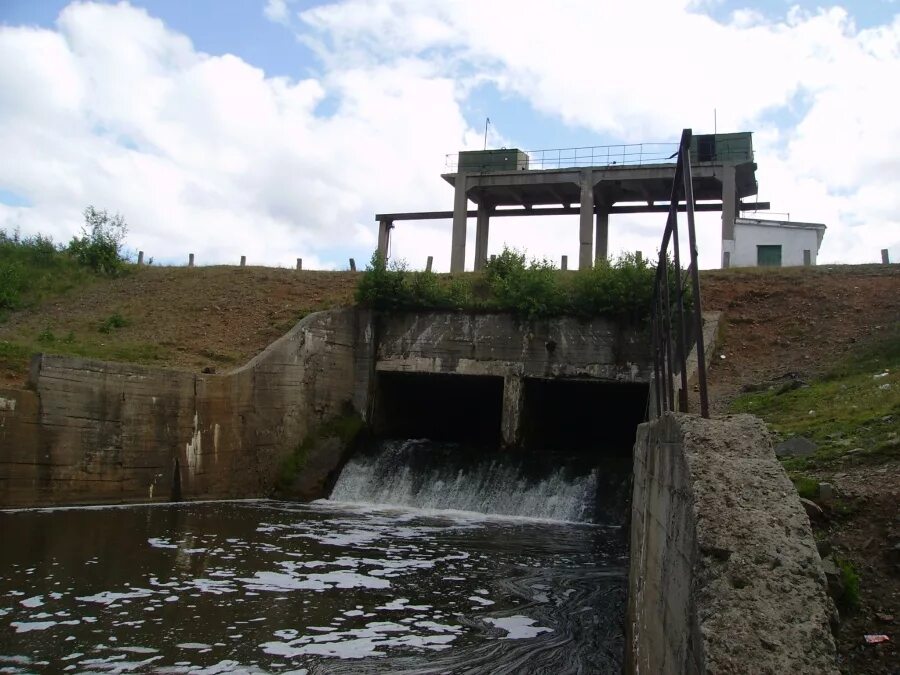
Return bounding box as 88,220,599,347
377,219,392,261
240,255,246,267
882,249,890,264
188,253,194,267
561,255,568,271
721,164,737,268
474,203,490,271
578,170,595,270
296,258,302,270
595,206,609,264
501,375,525,447
450,173,469,273
426,256,433,272
137,251,144,265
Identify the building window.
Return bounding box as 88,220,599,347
757,245,782,267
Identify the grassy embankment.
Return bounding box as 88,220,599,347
730,326,899,493
0,228,162,377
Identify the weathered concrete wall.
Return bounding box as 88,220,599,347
627,412,838,674
0,309,373,508
376,312,650,380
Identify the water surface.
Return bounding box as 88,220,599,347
0,500,625,673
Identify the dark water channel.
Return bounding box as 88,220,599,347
0,499,626,674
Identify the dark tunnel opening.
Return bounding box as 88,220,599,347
521,378,650,456
373,371,504,444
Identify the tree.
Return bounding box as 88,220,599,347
68,206,128,275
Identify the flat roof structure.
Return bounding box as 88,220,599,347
375,134,766,271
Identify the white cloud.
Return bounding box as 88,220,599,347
294,0,900,265
263,0,291,25
1,0,898,271
0,2,478,269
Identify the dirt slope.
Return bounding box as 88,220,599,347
0,266,358,387
701,264,899,674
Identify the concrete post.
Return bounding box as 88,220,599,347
882,249,890,264
450,173,469,272
349,258,356,272
501,375,525,447
595,206,609,264
188,253,194,267
561,255,568,271
578,170,595,270
377,219,392,261
720,164,737,268
296,258,302,271
240,255,246,267
474,203,490,271
426,256,433,272
137,251,144,265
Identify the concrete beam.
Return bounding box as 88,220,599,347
579,170,594,270
450,173,469,273
474,203,491,271
374,201,754,222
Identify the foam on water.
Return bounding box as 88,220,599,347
329,439,598,522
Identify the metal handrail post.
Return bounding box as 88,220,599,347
681,129,709,418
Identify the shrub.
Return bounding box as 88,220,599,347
355,253,411,310
37,327,55,343
0,261,23,311
354,246,671,321
99,312,128,334
835,556,861,612
68,206,128,276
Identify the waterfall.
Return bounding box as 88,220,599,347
328,439,599,523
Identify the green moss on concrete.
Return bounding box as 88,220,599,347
274,410,365,495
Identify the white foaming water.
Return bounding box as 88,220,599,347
329,440,597,523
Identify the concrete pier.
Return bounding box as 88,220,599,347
595,207,609,263
474,203,491,271
451,173,469,273
579,170,595,270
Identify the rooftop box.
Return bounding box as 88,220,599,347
458,149,529,173
690,132,753,164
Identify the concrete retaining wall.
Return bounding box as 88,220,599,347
1,309,650,507
627,412,838,674
0,309,373,508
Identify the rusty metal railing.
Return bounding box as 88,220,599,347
650,129,709,418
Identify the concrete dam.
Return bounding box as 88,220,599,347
0,309,839,673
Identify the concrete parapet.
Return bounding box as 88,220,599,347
627,413,838,674
375,312,651,382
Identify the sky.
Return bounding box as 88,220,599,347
0,0,898,271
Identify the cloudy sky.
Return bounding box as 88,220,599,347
1,0,898,270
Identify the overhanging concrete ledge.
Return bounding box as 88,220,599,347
627,413,838,674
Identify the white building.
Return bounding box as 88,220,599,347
727,218,826,268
